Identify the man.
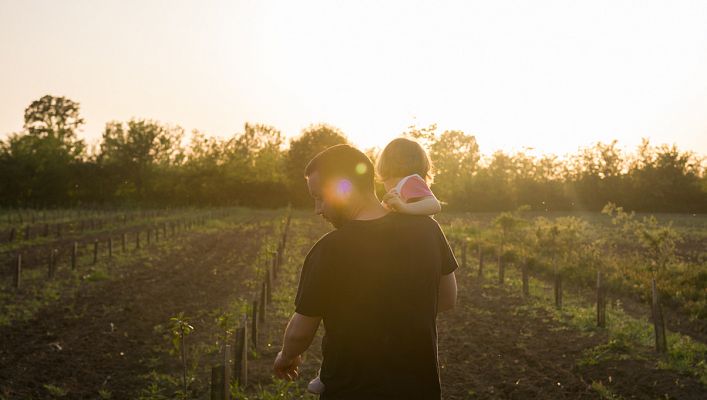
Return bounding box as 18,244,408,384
273,144,458,399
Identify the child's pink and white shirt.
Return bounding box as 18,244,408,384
393,174,433,203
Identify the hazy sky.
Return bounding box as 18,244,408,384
1,0,706,155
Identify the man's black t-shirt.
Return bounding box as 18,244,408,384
295,213,458,400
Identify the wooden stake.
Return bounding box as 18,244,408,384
72,242,78,270
234,322,248,386
497,246,504,286
461,242,467,270
266,268,273,305
554,270,563,309
522,257,529,298
478,246,484,278
223,344,232,400
48,249,56,279
251,299,258,350
259,283,267,323
651,278,668,353
597,271,606,328
211,365,225,400
14,253,21,289
93,239,99,264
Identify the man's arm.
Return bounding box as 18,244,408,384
273,312,321,379
437,272,457,313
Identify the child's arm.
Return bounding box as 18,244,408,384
382,175,442,215
396,195,442,215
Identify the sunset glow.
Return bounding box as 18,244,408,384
1,0,706,155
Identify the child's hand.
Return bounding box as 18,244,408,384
382,189,404,211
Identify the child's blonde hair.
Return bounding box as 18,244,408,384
376,137,433,182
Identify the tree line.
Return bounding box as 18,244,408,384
1,95,705,212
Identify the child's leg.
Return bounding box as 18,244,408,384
307,369,325,394
307,332,327,394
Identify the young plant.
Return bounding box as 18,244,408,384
169,313,194,399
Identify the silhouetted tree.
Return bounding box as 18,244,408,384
286,124,348,206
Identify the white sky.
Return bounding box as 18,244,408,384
1,0,706,155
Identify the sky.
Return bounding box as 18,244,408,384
1,0,706,156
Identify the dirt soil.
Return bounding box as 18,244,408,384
246,217,706,400
0,219,270,399
1,214,705,399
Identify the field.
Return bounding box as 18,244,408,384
0,208,705,399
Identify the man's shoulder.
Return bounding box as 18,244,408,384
387,213,441,229
307,230,340,254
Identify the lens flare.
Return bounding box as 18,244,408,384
355,163,367,175
335,179,352,199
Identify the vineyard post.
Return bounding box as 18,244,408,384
259,282,267,323
72,242,78,270
478,245,484,278
93,239,99,265
252,299,259,349
14,253,21,289
223,344,232,400
48,248,56,279
24,225,30,241
651,278,668,353
497,246,504,286
210,365,226,400
9,228,15,242
234,317,248,386
136,231,141,250
271,252,278,280
553,254,563,309
597,271,606,328
108,237,113,259
522,257,529,298
266,267,273,305
461,240,467,270
155,227,159,242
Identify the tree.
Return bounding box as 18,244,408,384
99,119,185,202
23,94,85,158
0,95,86,206
428,130,480,208
285,124,348,206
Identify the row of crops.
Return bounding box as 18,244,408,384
439,204,707,322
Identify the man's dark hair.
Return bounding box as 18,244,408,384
304,144,375,193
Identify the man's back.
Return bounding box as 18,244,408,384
295,213,458,400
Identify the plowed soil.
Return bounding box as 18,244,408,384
1,214,705,399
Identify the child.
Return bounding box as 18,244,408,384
307,137,441,394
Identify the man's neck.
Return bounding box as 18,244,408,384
350,195,389,221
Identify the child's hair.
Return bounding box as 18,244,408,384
376,137,433,182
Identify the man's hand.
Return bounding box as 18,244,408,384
273,351,302,380
382,189,404,211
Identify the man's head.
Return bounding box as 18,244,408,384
304,144,376,228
